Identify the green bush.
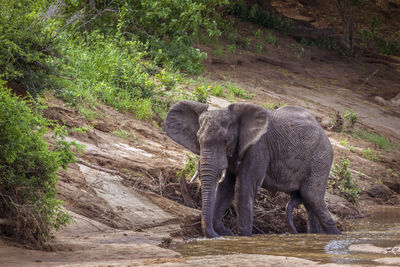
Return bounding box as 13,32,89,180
0,0,59,95
59,0,229,74
57,33,157,117
177,154,198,181
330,157,360,204
227,1,293,33
0,85,77,247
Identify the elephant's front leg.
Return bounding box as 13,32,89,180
235,151,267,236
213,170,236,236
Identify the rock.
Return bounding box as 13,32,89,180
325,193,361,219
349,243,384,254
390,92,400,107
373,96,387,106
365,184,394,202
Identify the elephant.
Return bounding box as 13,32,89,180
163,100,341,238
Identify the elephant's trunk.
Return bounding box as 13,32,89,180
199,150,219,238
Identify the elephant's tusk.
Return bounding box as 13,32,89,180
219,169,226,183
189,170,199,183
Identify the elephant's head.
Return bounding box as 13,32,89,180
163,100,269,237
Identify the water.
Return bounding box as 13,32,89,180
176,206,400,265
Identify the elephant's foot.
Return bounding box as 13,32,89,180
214,223,234,236
204,226,219,238
325,227,342,235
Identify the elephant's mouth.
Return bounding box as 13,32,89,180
190,168,227,184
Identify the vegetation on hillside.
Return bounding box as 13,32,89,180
0,85,79,247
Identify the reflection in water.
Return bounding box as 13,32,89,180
176,207,400,265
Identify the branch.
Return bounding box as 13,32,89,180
0,218,12,225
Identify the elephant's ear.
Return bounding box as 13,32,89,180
163,100,208,155
228,102,269,159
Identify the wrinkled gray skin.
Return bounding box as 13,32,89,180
163,100,341,238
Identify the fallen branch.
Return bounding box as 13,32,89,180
0,218,12,225
359,68,379,89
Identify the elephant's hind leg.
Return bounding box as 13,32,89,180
300,185,341,235
303,203,324,233
286,191,302,234
213,170,236,236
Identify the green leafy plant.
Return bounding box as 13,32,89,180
265,31,277,45
0,86,78,247
209,84,225,97
330,157,360,204
225,82,251,99
227,1,293,33
177,154,198,181
113,130,137,141
0,0,61,95
344,109,358,128
155,69,182,90
194,85,210,103
255,41,264,54
296,47,305,59
263,102,277,109
253,29,263,38
362,147,380,161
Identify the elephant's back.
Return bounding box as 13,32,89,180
268,105,330,156
271,106,321,130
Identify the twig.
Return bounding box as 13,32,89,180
77,159,130,180
359,68,379,89
0,218,12,225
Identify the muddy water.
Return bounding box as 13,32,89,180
176,207,400,265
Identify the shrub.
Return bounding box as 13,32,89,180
227,1,293,33
343,109,358,128
177,154,198,181
0,0,60,95
0,85,77,247
362,148,380,161
330,157,360,204
194,85,210,103
59,0,229,74
225,81,251,99
57,32,157,117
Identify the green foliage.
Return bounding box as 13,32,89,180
295,47,305,59
298,36,350,56
209,84,225,97
57,32,159,120
0,85,78,246
60,0,229,74
330,157,360,204
344,109,358,128
227,1,293,33
263,102,276,109
255,41,264,54
360,17,400,56
155,69,182,90
362,147,380,161
177,154,198,181
225,81,251,99
265,31,278,45
0,0,60,95
113,130,137,141
353,129,393,151
194,85,210,103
